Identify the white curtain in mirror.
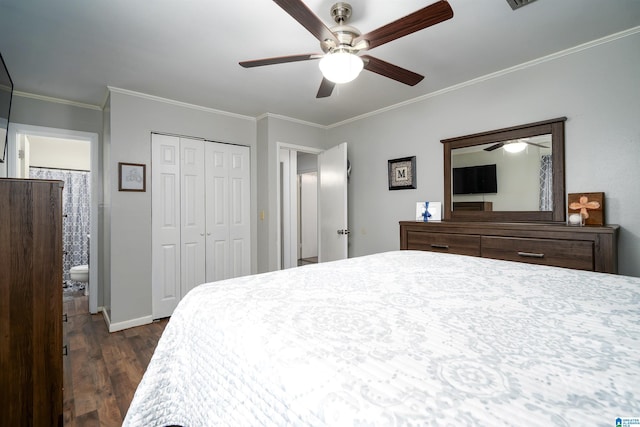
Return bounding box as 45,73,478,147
539,155,553,211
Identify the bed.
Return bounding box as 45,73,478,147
124,250,640,426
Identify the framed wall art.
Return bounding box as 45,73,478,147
118,162,146,192
388,156,416,190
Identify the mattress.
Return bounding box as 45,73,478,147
124,250,640,426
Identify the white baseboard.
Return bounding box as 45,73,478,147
103,310,153,333
101,307,111,330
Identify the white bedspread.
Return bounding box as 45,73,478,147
124,251,640,426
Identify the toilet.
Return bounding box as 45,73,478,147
69,264,89,295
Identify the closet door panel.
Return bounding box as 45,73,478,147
180,138,206,295
205,143,229,282
152,135,182,318
228,145,251,277
211,240,228,282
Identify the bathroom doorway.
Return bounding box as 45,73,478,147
8,124,100,314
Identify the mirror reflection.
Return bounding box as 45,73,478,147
451,134,552,212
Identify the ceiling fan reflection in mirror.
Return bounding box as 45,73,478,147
484,138,549,153
239,0,454,98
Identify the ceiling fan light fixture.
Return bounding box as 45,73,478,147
319,51,363,84
504,141,527,153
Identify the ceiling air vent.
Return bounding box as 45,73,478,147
506,0,537,10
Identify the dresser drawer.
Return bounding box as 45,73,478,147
481,236,594,271
407,231,481,256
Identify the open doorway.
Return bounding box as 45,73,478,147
7,123,100,314
278,144,322,270
278,142,349,269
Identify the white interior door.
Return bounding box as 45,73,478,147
151,134,182,318
206,143,229,282
180,138,206,296
153,135,251,319
227,144,251,278
318,142,348,262
205,142,251,281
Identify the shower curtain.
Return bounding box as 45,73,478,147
30,167,91,283
539,154,553,211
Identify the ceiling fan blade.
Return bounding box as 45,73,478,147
361,55,424,86
354,0,453,50
316,78,335,98
239,53,321,68
525,141,548,149
273,0,339,44
484,142,504,151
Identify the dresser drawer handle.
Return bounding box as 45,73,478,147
431,244,449,250
517,251,545,259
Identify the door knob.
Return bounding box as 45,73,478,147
337,229,350,235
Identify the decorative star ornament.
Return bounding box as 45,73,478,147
569,195,600,219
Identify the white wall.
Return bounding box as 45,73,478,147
327,32,640,277
27,136,90,170
107,89,257,329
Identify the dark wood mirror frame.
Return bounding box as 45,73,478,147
442,117,567,223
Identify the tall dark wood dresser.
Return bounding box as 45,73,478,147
0,178,64,426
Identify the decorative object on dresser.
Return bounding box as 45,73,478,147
0,178,64,426
399,221,618,273
416,201,442,221
388,156,416,190
568,192,604,226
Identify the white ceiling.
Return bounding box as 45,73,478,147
1,0,639,126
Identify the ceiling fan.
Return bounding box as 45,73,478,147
239,0,454,98
484,139,549,152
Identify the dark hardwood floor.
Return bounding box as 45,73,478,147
63,291,168,426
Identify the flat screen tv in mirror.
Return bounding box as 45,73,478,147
453,164,497,195
0,51,14,163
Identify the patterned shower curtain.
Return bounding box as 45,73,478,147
539,155,553,211
30,167,90,282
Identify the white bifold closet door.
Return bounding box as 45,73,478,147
152,134,250,319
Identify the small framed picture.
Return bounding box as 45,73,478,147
118,162,146,192
388,156,416,190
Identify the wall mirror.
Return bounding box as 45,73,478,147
442,117,566,222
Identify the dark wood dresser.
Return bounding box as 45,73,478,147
400,221,619,273
0,179,64,426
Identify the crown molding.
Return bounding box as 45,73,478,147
13,91,102,111
256,112,327,129
107,86,256,122
326,25,640,129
